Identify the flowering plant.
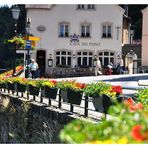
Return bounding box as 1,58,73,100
6,36,25,49
83,82,113,97
136,88,148,110
40,79,57,88
60,101,148,144
56,80,86,92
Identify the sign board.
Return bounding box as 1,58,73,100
25,40,32,49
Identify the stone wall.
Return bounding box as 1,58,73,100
0,93,75,143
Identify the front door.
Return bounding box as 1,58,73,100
37,50,46,76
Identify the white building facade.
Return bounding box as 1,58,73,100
26,4,124,75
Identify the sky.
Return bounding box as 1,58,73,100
0,0,148,4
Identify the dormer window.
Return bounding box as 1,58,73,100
87,5,95,9
77,5,85,9
77,4,95,10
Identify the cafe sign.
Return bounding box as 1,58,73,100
70,33,100,46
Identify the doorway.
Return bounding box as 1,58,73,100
37,50,46,77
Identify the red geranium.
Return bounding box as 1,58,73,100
124,98,143,111
131,125,148,141
111,85,122,94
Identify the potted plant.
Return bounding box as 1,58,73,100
27,79,41,96
12,77,27,93
83,82,117,112
6,36,25,49
57,80,86,105
40,79,58,99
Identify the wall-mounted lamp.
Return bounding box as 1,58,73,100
73,54,76,59
49,53,52,59
48,59,53,67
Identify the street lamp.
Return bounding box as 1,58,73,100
25,17,31,78
11,5,20,76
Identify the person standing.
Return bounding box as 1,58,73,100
29,59,39,79
116,56,124,74
95,57,102,76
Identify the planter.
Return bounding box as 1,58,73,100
0,83,6,89
92,94,114,113
16,83,26,93
28,85,39,96
61,89,82,105
7,82,15,91
44,86,58,99
92,95,104,113
60,90,68,102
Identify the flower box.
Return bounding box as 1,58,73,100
61,89,82,105
28,85,39,96
44,86,58,99
16,83,26,93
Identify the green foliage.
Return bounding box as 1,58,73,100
83,82,112,97
137,88,148,110
59,104,148,144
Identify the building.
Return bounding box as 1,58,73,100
26,4,125,76
142,6,148,67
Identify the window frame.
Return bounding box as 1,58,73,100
59,22,69,38
55,50,72,67
80,23,91,38
98,51,115,66
102,23,113,38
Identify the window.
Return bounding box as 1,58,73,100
56,51,72,67
102,23,112,38
59,23,69,37
77,4,95,10
98,51,114,66
77,51,93,67
87,5,95,9
77,4,85,9
81,24,91,37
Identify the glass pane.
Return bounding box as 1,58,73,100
78,57,81,66
104,52,109,56
89,52,93,55
56,57,60,66
83,52,87,55
61,51,66,55
110,52,114,56
56,51,60,55
61,57,66,66
60,24,64,36
83,57,87,66
68,52,71,55
77,52,81,55
99,52,102,56
110,57,114,64
89,57,92,66
104,57,109,66
68,57,71,66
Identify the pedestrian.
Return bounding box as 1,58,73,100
95,57,102,76
105,64,113,75
116,56,124,74
28,59,39,79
